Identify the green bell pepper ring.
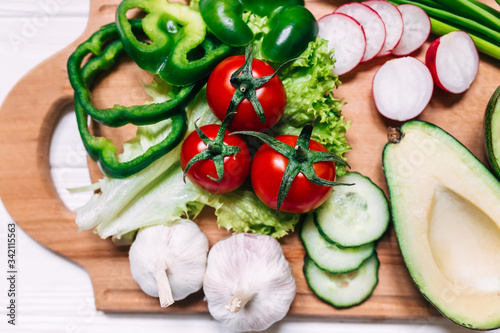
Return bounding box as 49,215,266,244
75,102,187,179
68,20,202,128
73,21,188,179
199,0,317,62
68,20,204,127
116,0,233,86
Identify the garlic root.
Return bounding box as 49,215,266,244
129,220,209,307
153,268,174,308
204,233,296,332
227,289,257,313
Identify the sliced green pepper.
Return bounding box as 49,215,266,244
116,0,233,86
72,20,188,178
198,0,253,47
75,102,187,179
238,0,304,17
199,0,317,62
68,20,202,127
261,5,318,63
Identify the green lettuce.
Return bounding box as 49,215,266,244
75,82,216,239
272,38,350,176
208,188,298,238
75,34,348,239
246,12,351,174
75,79,298,239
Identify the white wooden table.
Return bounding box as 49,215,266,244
0,1,488,332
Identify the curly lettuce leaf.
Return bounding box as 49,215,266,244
245,15,351,175
205,187,299,238
75,79,296,239
209,36,346,233
93,162,207,239
75,34,349,239
274,37,350,176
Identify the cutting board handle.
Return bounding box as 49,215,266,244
0,7,120,253
0,47,78,248
87,0,121,32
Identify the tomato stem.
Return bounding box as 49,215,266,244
183,113,241,183
233,119,352,214
207,143,222,154
239,83,249,93
294,145,308,163
225,45,292,125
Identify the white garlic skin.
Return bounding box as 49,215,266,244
129,220,208,304
203,233,296,332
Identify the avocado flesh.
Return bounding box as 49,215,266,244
384,121,500,330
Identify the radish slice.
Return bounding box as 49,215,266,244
363,0,403,56
334,3,386,62
373,57,433,121
391,4,431,56
425,31,479,94
318,13,367,75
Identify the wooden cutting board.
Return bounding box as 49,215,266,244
0,0,498,321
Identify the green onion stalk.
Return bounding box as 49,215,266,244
385,0,500,60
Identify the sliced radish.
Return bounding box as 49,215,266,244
318,13,367,75
425,31,479,94
373,57,433,121
363,0,403,56
391,4,431,56
334,3,386,62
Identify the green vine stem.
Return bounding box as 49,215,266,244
234,119,352,214
226,45,296,123
183,113,241,182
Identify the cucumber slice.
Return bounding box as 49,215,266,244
300,214,375,273
315,172,390,248
304,253,379,308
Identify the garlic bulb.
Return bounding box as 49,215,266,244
129,219,208,307
203,233,296,332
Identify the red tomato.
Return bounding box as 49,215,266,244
206,55,286,132
251,135,336,214
180,124,251,194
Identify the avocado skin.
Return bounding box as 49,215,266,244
484,85,500,180
383,120,500,331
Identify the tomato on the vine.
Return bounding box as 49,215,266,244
251,135,337,214
206,55,286,132
180,124,251,194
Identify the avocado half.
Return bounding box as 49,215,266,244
485,85,500,179
383,121,500,330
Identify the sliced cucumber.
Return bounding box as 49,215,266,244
303,253,379,308
300,213,375,273
315,172,390,248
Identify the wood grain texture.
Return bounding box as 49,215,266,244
0,0,498,320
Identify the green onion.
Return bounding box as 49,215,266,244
415,0,445,9
466,0,500,20
388,0,500,60
390,0,500,44
433,0,500,31
430,18,500,60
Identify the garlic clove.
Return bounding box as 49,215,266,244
203,233,296,332
129,219,209,307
